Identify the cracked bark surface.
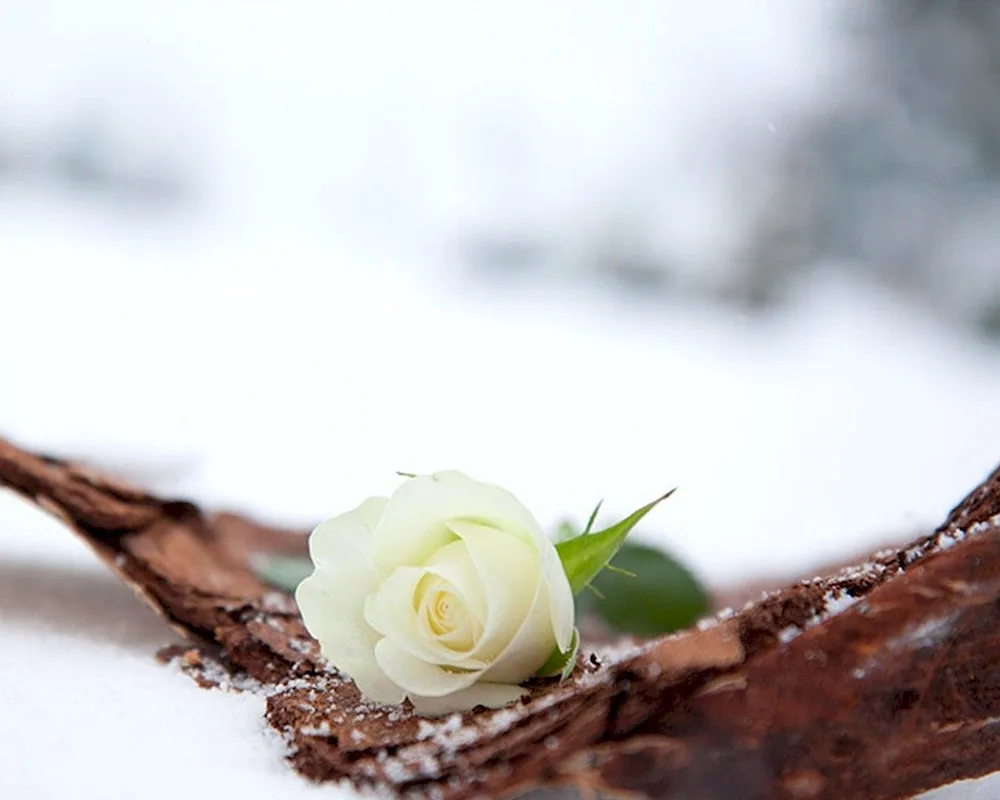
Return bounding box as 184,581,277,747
2,434,1000,799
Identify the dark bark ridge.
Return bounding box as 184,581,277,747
2,435,999,799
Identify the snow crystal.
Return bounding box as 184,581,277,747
416,713,472,751
936,529,966,551
697,607,736,631
300,721,333,737
778,627,800,644
288,638,315,654
888,613,961,653
965,513,1000,537
776,590,863,644
258,592,300,615
485,706,524,736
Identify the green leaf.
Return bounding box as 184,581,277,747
555,489,675,596
577,542,709,636
535,627,580,680
253,555,314,594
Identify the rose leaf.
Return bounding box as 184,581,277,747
577,543,709,636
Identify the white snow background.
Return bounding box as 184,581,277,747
1,1,999,797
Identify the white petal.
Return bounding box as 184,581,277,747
299,496,400,702
374,638,482,697
408,683,527,716
445,519,539,662
295,570,403,705
372,471,544,571
308,496,388,570
479,579,554,683
365,566,488,668
537,536,575,652
415,574,482,653
422,540,488,625
354,495,389,530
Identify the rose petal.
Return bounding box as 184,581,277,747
479,578,554,683
422,540,488,626
445,519,540,662
308,496,388,570
414,572,482,653
536,534,575,653
408,683,527,716
374,638,483,698
295,570,403,705
365,565,488,669
372,471,544,571
298,495,402,703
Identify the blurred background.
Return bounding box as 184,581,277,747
2,0,1000,587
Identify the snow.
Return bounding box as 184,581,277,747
1,1,999,798
924,774,1000,800
0,503,336,799
777,590,862,645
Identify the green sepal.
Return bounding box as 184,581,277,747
253,555,314,594
555,489,675,596
535,627,580,680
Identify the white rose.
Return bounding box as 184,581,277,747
295,471,576,716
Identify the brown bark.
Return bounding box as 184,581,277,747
2,434,999,799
